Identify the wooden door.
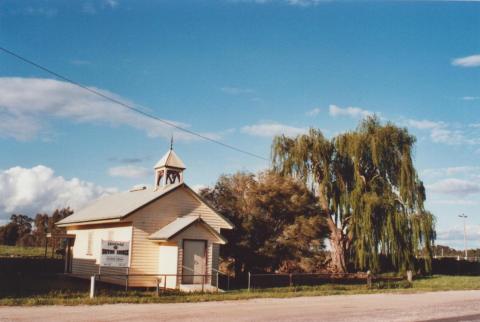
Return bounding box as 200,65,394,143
182,240,206,284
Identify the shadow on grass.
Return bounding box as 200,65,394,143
1,274,478,306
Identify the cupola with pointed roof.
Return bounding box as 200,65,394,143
154,140,186,189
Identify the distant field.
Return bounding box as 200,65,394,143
0,275,479,306
0,245,51,257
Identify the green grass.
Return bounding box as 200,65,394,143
412,275,480,291
0,275,478,306
0,245,52,257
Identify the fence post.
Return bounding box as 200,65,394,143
202,275,205,293
17,272,22,297
156,278,160,296
90,275,96,299
164,275,167,292
366,270,372,289
248,272,251,292
216,271,219,293
227,273,230,291
406,270,413,284
44,238,48,258
289,273,293,287
125,267,129,292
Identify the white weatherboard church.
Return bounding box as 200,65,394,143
56,147,233,291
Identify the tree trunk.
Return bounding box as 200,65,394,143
317,187,348,273
234,257,243,279
329,231,347,273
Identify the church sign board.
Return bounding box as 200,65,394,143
100,240,130,267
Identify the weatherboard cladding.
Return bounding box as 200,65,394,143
69,225,132,286
63,185,230,287
124,187,225,287
57,183,183,225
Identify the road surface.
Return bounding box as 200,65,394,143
1,290,480,322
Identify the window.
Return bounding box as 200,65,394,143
86,231,94,255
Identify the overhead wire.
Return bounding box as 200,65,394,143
0,46,269,161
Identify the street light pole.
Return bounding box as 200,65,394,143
458,214,468,260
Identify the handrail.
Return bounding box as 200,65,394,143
181,265,194,272
211,268,229,276
93,273,213,277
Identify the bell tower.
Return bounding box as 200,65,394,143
154,140,186,189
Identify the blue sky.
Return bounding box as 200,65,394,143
0,0,479,249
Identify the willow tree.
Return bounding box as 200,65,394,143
272,116,435,273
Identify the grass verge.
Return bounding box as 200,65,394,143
0,245,52,257
0,275,478,306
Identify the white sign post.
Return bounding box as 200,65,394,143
100,240,130,268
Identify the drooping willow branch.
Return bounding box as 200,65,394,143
272,116,436,273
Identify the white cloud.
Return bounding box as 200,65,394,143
82,2,97,14
8,6,58,17
407,119,444,130
462,96,480,101
422,166,480,178
220,86,254,95
427,178,480,196
437,225,480,244
285,0,323,6
430,127,470,145
452,54,480,67
407,118,479,145
108,165,149,178
0,165,116,221
429,199,478,206
306,107,321,116
227,0,324,6
191,184,208,193
241,122,307,137
329,104,374,119
104,0,119,8
0,77,216,141
24,7,58,17
82,0,119,14
109,157,145,164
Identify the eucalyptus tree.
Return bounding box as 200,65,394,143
272,116,435,273
200,171,327,276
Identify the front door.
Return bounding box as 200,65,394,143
182,240,206,284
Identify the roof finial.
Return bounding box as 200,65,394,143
170,135,174,150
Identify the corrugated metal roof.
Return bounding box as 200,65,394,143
148,216,226,244
56,182,183,226
148,216,199,240
154,149,186,169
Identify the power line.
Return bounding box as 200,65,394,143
0,45,268,161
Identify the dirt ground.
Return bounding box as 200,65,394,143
1,290,480,322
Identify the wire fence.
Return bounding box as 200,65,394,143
433,255,480,262
247,272,406,290
0,270,233,299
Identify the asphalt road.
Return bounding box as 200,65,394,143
1,290,480,322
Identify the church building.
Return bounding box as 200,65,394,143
56,147,233,291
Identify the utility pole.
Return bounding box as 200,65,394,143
458,214,468,260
